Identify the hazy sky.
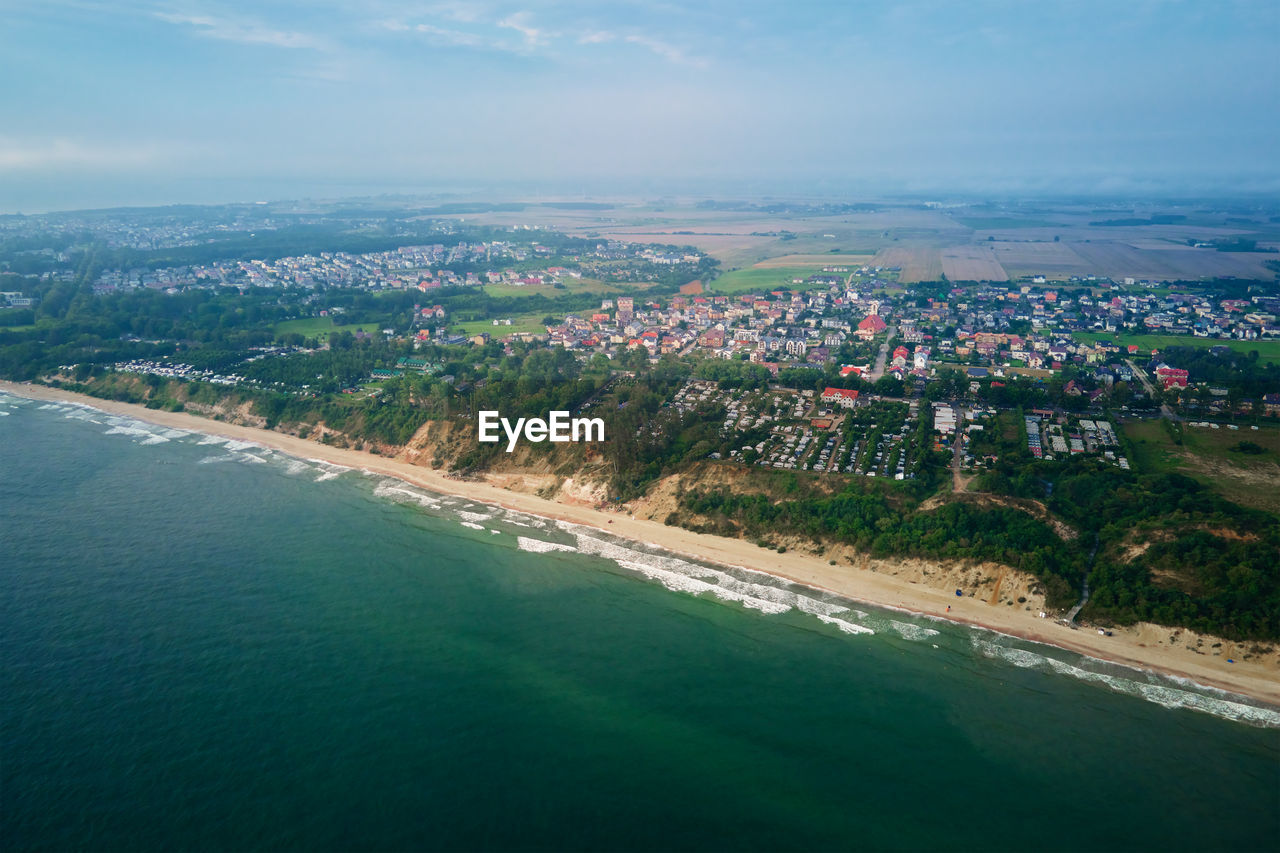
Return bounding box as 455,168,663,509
3,0,1278,210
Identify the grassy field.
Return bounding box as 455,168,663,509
480,276,640,299
1073,331,1280,365
1123,418,1280,513
708,265,838,294
273,318,388,340
452,315,549,337
752,254,873,268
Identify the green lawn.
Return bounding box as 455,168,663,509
707,266,836,295
480,276,636,299
452,315,550,337
1073,331,1280,365
1123,418,1280,513
273,317,388,340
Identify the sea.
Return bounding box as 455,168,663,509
3,391,1278,852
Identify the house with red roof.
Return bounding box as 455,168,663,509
820,387,860,408
856,314,888,339
1156,367,1189,389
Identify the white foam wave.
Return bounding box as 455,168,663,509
516,536,577,553
817,614,876,635
198,454,231,464
458,510,493,523
460,521,485,530
315,471,342,482
61,409,102,424
565,528,870,628
971,637,1280,727
373,481,441,509
198,435,227,446
890,620,941,641
140,435,170,445
105,424,151,438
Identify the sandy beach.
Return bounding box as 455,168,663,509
5,379,1278,707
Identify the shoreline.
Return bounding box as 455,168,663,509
4,379,1278,708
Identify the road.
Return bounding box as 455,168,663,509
1126,358,1180,421
866,332,892,381
949,403,967,491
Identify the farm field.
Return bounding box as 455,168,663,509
990,241,1091,279
708,265,836,294
273,318,388,340
1072,331,1280,365
1066,240,1277,280
940,245,1008,281
871,247,942,282
951,216,1062,230
752,254,873,268
1123,418,1280,513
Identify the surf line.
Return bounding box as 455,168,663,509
477,410,605,453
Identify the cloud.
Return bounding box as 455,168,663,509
412,23,488,49
577,30,616,44
154,10,325,50
624,34,705,68
496,11,550,48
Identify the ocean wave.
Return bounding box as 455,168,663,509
890,620,941,641
558,525,871,629
458,509,494,523
61,408,102,424
104,424,152,438
516,536,577,553
198,454,232,464
816,614,876,635
283,459,315,477
373,480,441,509
971,637,1280,728
460,521,485,530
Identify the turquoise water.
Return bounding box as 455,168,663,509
2,393,1278,852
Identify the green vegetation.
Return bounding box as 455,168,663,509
480,277,644,299
1072,331,1280,366
681,475,1080,607
1123,419,1280,513
708,266,833,294
273,317,388,340
973,453,1279,640
452,315,549,337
